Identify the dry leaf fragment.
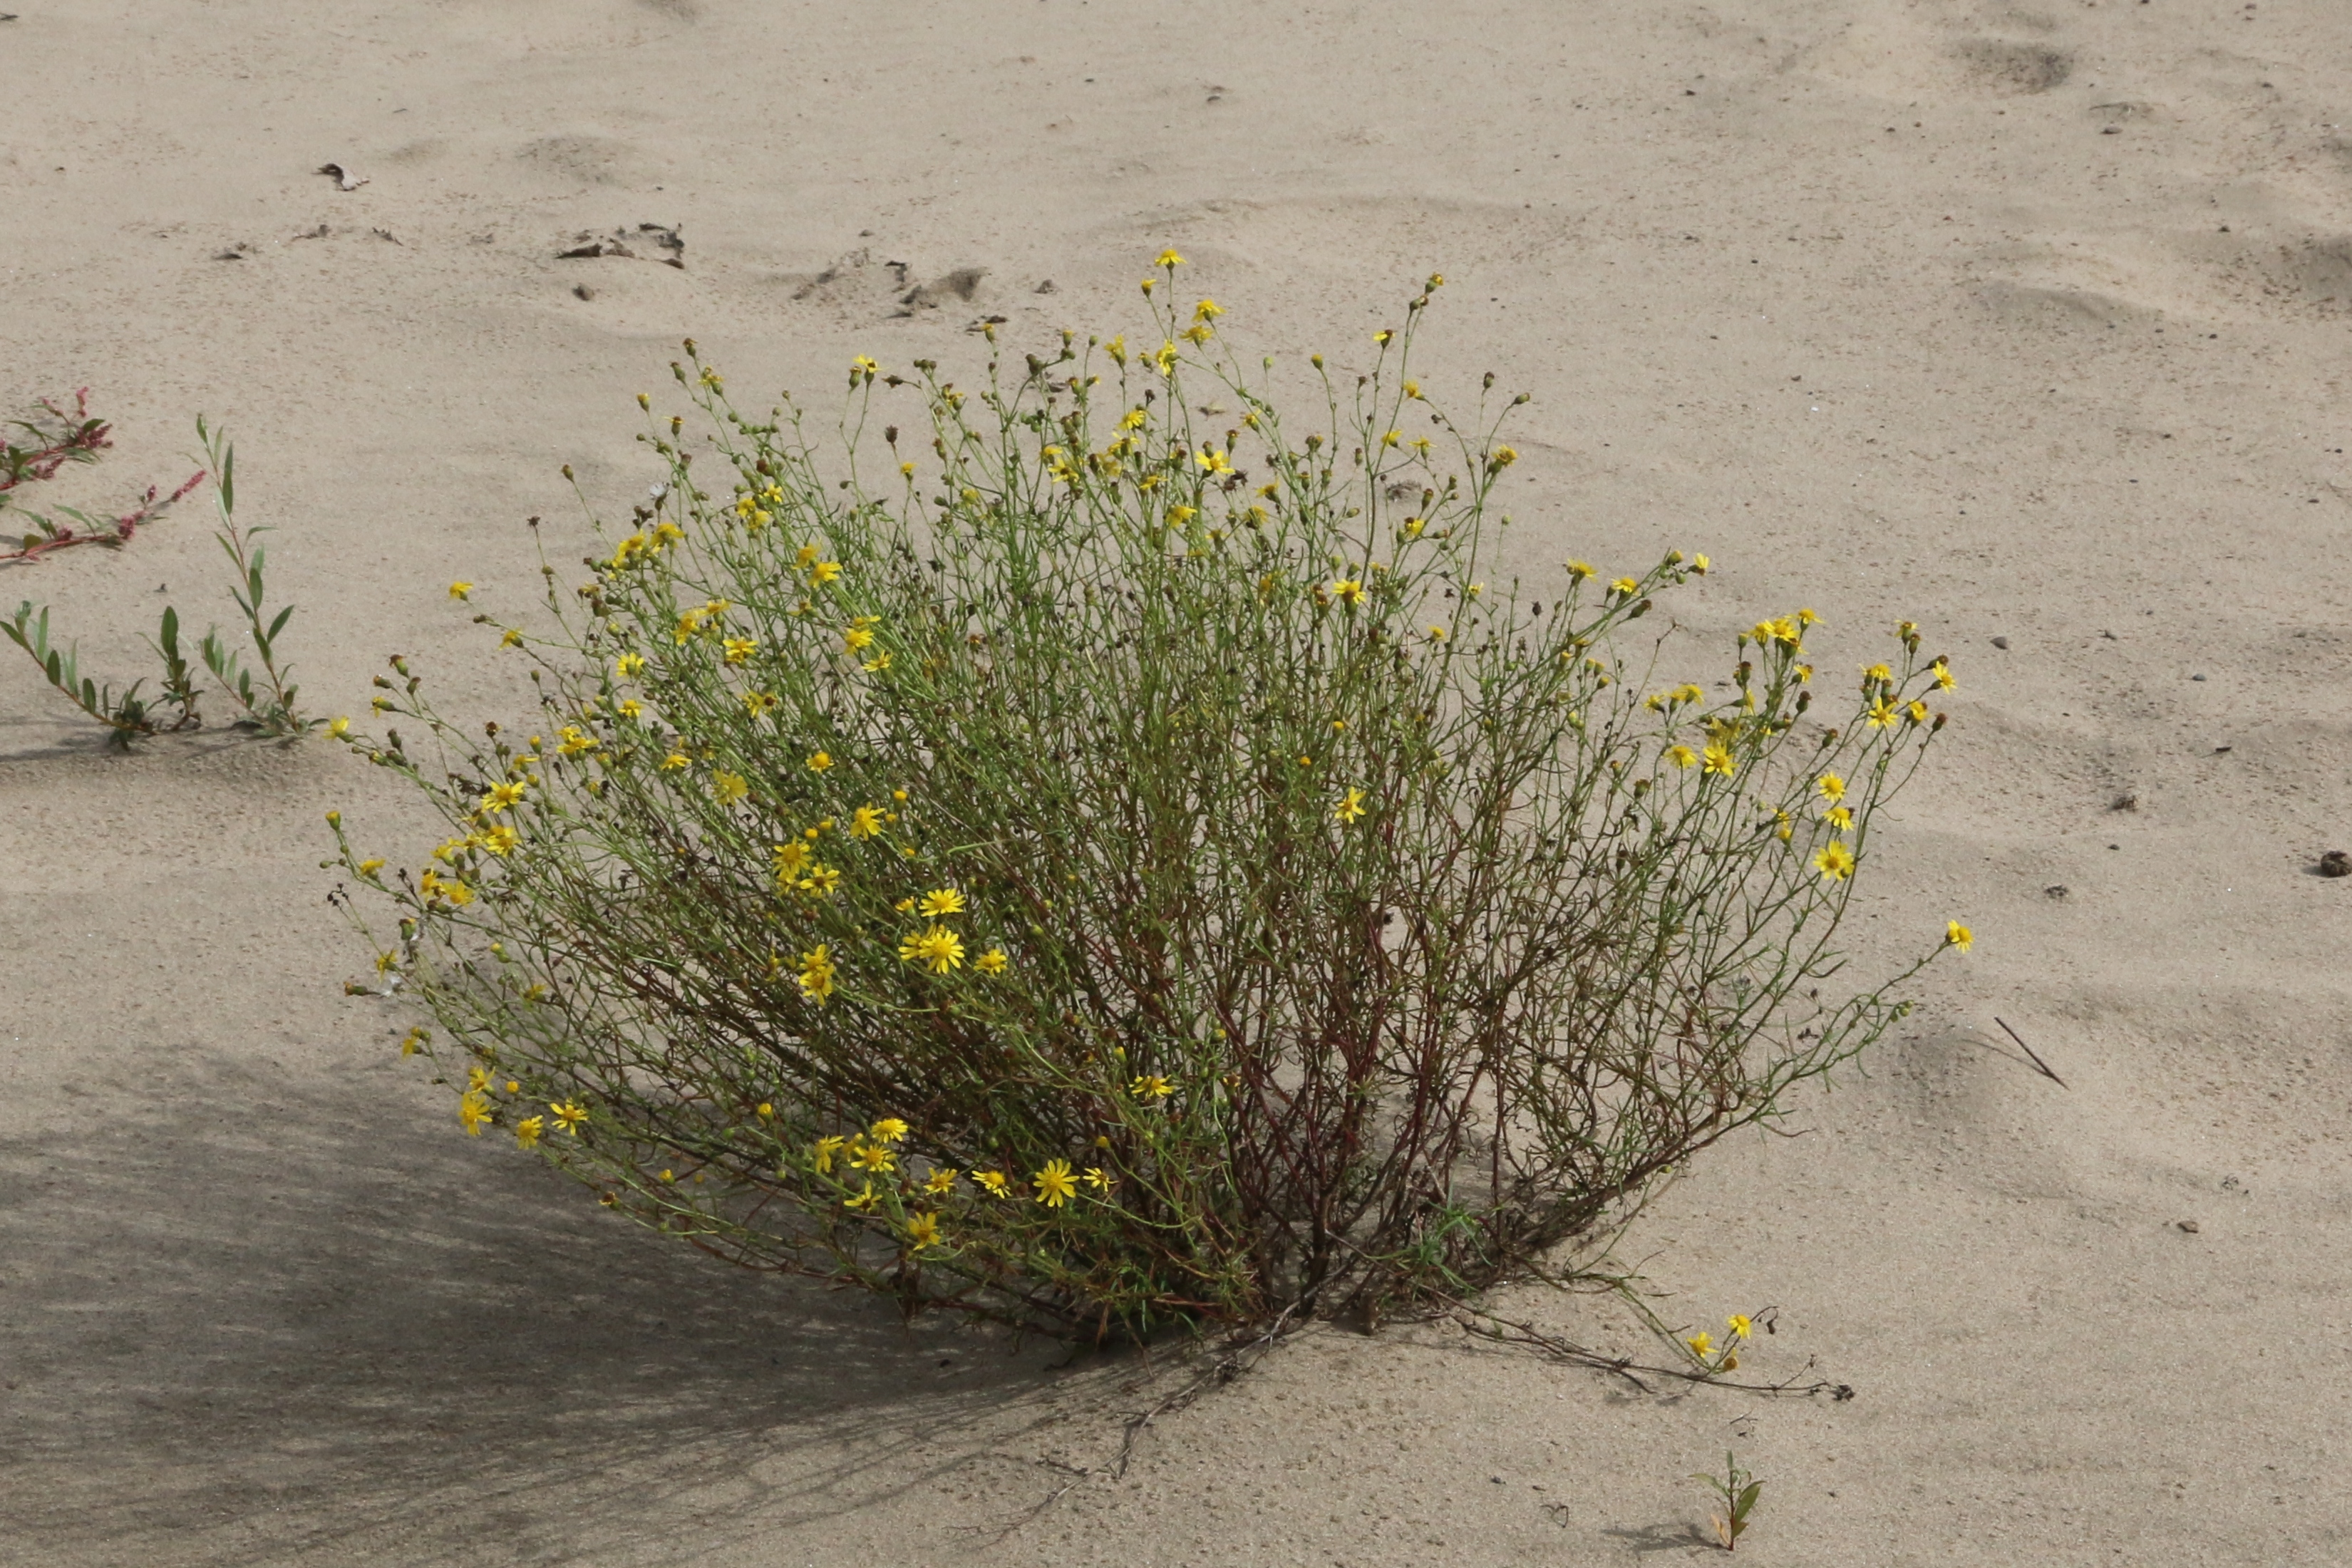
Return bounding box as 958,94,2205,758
316,163,368,191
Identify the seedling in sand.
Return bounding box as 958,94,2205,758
1693,1450,1763,1550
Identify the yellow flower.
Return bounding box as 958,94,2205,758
357,857,385,877
975,947,1009,975
899,924,965,974
1687,1331,1713,1358
869,1118,910,1145
812,1135,845,1173
723,636,755,665
1702,743,1735,778
1907,699,1929,724
478,824,519,856
458,1091,493,1136
557,724,597,756
1824,805,1853,832
550,1100,588,1134
1334,787,1368,824
1032,1159,1078,1207
1611,577,1639,597
797,944,837,1004
924,1168,959,1195
807,751,832,773
843,626,875,652
500,627,525,649
850,1139,896,1174
904,1212,943,1249
918,887,966,918
713,771,749,803
850,805,886,839
1690,553,1710,574
852,354,880,378
797,864,842,898
1566,560,1595,582
1865,697,1899,729
327,716,351,738
616,698,642,720
743,690,778,718
1666,744,1698,769
1946,920,1973,954
1156,249,1185,268
1083,1166,1113,1192
398,1026,426,1055
1934,659,1956,692
661,751,690,772
771,842,813,880
810,560,843,586
448,581,474,601
1813,841,1855,881
1816,773,1845,804
1728,1314,1753,1340
1329,578,1366,607
1865,662,1892,683
974,1169,1011,1197
843,1182,878,1210
481,780,527,813
1193,297,1224,321
514,1115,545,1150
1487,445,1518,468
1130,1074,1174,1099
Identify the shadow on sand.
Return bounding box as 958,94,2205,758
0,1048,1121,1564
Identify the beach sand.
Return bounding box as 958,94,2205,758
4,1,2349,1562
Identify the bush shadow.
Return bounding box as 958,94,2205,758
0,1046,1108,1564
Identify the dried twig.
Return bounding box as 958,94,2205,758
1450,1304,1855,1401
1993,1016,2067,1088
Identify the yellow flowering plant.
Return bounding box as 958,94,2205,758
331,268,1959,1341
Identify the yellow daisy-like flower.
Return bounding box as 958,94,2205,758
616,652,646,679
797,865,842,898
1083,1166,1112,1192
974,1169,1011,1197
899,924,965,974
743,690,778,718
904,1212,943,1249
975,947,1009,975
1946,920,1973,954
1702,743,1735,778
850,1139,895,1174
924,1168,959,1195
1864,661,1892,683
850,805,887,839
1666,744,1698,769
723,637,755,665
797,944,837,1004
917,887,966,918
1690,553,1711,574
550,1100,588,1134
481,780,527,813
1330,578,1366,606
514,1115,545,1150
843,1182,878,1210
843,626,875,652
358,857,386,877
806,751,832,773
1334,787,1368,824
1728,1314,1753,1340
1907,699,1929,724
557,725,597,756
1824,805,1854,832
1566,560,1596,582
870,1118,909,1145
772,841,812,879
1156,249,1185,269
1864,697,1899,729
811,1135,845,1173
1816,772,1845,804
1130,1074,1174,1099
1687,1331,1713,1358
1611,577,1639,597
661,751,690,772
501,628,525,648
1487,444,1518,468
713,771,750,803
448,581,474,602
810,560,843,586
1934,659,1956,692
1813,841,1855,881
1032,1159,1078,1207
458,1091,493,1136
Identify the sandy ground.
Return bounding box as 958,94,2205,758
5,0,2352,1562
